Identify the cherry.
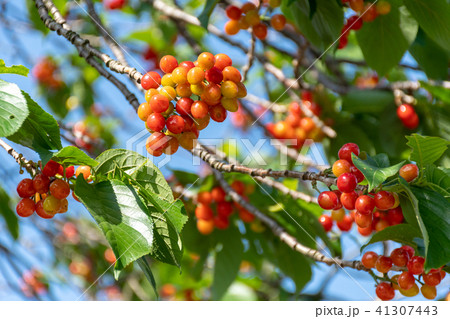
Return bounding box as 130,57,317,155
271,14,286,31
355,195,375,215
397,271,415,290
178,132,197,150
407,256,425,275
375,256,393,273
361,4,378,22
163,136,179,156
245,10,260,26
350,165,365,182
376,0,391,15
161,74,175,87
387,206,404,225
146,132,169,156
179,61,195,70
214,215,230,230
159,55,178,73
338,143,360,164
421,284,437,300
176,83,192,97
57,165,75,179
332,190,343,209
357,225,372,236
17,178,36,198
341,191,358,210
390,248,409,267
225,20,241,35
186,67,204,85
205,67,223,84
399,283,419,297
43,195,61,214
197,191,212,205
222,66,242,83
195,204,213,220
166,115,185,134
349,0,364,12
337,173,357,193
57,198,68,214
318,191,339,210
35,200,54,219
104,0,126,10
336,215,353,232
346,15,363,30
191,101,209,119
253,23,268,40
42,160,60,177
75,165,91,180
171,67,189,84
211,187,226,202
376,282,395,301
355,211,372,228
401,245,415,259
197,52,215,70
239,209,255,223
396,104,415,121
217,201,233,217
399,164,418,182
176,97,193,117
319,214,333,232
331,208,345,221
221,97,239,112
141,71,161,90
375,219,389,232
16,198,35,217
231,180,246,195
226,5,242,20
423,271,442,287
332,159,351,177
374,191,395,210
361,251,378,268
210,104,227,122
49,179,70,199
149,94,170,113
338,35,348,49
146,113,166,132
221,81,239,98
197,219,214,235
202,83,222,104
402,113,419,129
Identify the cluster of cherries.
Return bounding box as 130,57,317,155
104,0,126,10
195,181,255,235
397,103,420,130
71,120,100,153
139,53,247,157
361,246,447,300
32,57,62,89
20,269,48,298
338,0,392,49
224,1,286,40
266,91,326,148
318,143,419,236
15,160,92,219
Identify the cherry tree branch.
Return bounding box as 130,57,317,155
0,138,37,174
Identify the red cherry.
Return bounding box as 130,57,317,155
166,115,185,134
318,191,339,210
337,173,357,193
159,55,178,73
211,187,226,202
205,67,223,84
214,215,229,230
355,195,375,215
16,198,35,217
225,5,242,20
338,143,360,164
32,174,50,194
176,97,193,116
355,211,372,228
336,215,353,232
375,256,393,273
49,179,71,199
146,113,166,132
141,71,161,90
179,61,195,70
401,245,415,259
209,104,227,122
319,215,333,232
398,271,415,290
396,104,415,121
217,201,233,217
17,178,36,198
42,160,60,177
399,164,419,182
35,200,54,219
390,248,409,267
340,191,358,210
195,204,213,220
346,15,363,30
407,256,425,275
423,271,442,287
387,206,404,225
362,251,379,268
350,165,365,182
376,282,395,301
374,191,395,210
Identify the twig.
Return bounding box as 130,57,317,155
0,139,37,174
242,33,256,82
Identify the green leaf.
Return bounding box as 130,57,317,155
0,185,19,239
404,0,450,52
0,80,29,137
212,226,244,300
420,81,450,104
136,257,159,298
275,242,312,292
352,153,405,191
410,29,449,80
74,177,155,272
0,60,29,76
307,0,317,18
49,146,98,167
342,90,394,113
406,134,449,168
411,186,450,270
6,91,62,158
356,6,418,75
361,224,421,251
281,0,343,50
171,169,200,185
424,164,450,200
198,0,219,29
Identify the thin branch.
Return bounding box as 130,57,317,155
0,139,37,174
242,33,256,82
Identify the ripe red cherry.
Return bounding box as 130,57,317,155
141,71,161,90
376,282,395,301
374,191,395,210
355,211,372,228
361,251,378,268
179,61,195,70
231,180,245,195
423,271,442,287
340,191,358,210
355,195,375,215
146,132,169,156
159,55,178,73
336,215,353,232
149,94,169,113
217,201,233,217
191,101,209,119
401,245,415,259
399,164,419,182
396,104,415,121
105,0,126,10
390,248,409,267
402,113,419,129
17,178,36,198
319,214,333,232
57,165,75,179
226,5,242,20
197,191,212,205
346,15,363,30
166,115,185,134
210,104,227,122
387,207,404,225
42,160,60,177
146,113,166,132
375,256,393,273
407,256,425,275
16,198,35,217
318,191,339,210
176,97,193,116
195,204,213,220
214,215,230,230
350,165,365,182
398,271,415,290
35,200,54,219
49,179,71,199
337,173,357,193
32,174,50,194
211,187,226,202
205,67,223,84
338,143,360,163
